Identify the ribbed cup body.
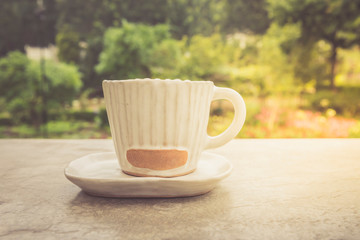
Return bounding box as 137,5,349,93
102,79,214,177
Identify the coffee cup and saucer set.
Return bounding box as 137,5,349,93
65,79,246,198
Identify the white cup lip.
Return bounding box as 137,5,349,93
102,78,214,84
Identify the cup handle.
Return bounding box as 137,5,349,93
205,87,246,149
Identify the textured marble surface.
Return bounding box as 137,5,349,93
1,139,360,240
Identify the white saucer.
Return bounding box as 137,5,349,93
64,152,232,198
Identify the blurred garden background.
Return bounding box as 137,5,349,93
0,0,360,138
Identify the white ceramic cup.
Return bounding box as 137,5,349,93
102,79,246,177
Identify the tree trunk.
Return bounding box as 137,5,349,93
329,43,337,89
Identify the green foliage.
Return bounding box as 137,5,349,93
97,108,109,128
268,0,360,88
0,0,57,56
229,24,302,97
0,116,12,126
9,124,37,138
55,0,228,85
45,121,90,135
148,39,183,79
79,36,104,88
97,23,242,82
66,110,96,122
268,0,360,47
349,121,360,137
26,60,82,108
336,46,360,86
56,0,168,87
179,34,234,80
0,51,82,125
56,0,167,38
0,51,30,100
96,21,171,79
290,41,328,88
56,25,81,64
257,23,299,93
224,0,271,34
166,0,226,39
1,0,360,139
0,119,111,138
304,87,360,117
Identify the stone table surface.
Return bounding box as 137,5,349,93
1,139,360,240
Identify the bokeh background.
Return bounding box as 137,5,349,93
0,0,360,138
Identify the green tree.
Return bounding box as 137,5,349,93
0,51,82,127
0,0,57,56
268,0,360,89
56,25,81,64
56,0,107,88
56,0,168,88
96,21,171,79
166,0,226,39
148,39,183,79
56,0,167,36
179,34,236,81
230,24,301,97
56,0,228,87
224,0,271,34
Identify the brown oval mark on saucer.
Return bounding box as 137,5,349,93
126,149,188,170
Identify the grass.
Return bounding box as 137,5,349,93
0,121,110,139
